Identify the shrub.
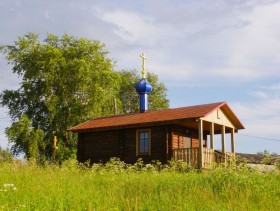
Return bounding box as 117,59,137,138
275,159,280,171
167,159,194,172
61,159,79,171
235,155,248,165
0,147,13,163
261,154,274,165
104,157,126,173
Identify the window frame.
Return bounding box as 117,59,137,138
136,129,151,156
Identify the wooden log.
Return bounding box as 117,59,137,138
210,122,214,149
231,128,235,154
221,125,226,154
198,119,204,169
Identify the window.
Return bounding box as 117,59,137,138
136,129,151,155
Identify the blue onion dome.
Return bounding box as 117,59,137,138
136,78,152,94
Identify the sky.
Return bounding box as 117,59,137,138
0,0,280,154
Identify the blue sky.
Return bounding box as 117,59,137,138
1,0,280,154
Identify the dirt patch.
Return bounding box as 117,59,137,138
245,164,277,173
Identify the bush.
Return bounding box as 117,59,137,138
235,155,248,165
104,157,126,173
275,159,280,171
0,147,13,163
167,159,194,172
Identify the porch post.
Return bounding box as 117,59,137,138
210,122,214,150
231,128,235,154
221,125,226,154
198,119,204,169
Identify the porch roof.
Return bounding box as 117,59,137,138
69,102,244,133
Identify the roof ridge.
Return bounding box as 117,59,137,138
88,112,139,121
92,102,226,120
203,101,226,117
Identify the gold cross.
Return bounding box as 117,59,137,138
140,52,147,78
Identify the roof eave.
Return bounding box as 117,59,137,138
69,117,199,133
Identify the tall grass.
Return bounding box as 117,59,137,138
0,159,279,210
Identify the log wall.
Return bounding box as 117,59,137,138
170,125,207,150
77,131,120,163
77,126,167,164
77,124,208,164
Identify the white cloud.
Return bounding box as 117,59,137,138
95,0,280,83
232,92,280,137
261,83,280,90
250,91,269,99
222,3,280,78
44,10,50,19
101,11,152,43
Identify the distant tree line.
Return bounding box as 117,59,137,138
0,33,169,163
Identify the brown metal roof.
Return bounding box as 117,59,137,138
69,102,244,133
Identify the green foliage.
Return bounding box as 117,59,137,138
118,70,139,113
0,147,13,162
235,155,248,166
275,159,280,171
146,72,169,111
167,159,194,172
0,161,279,210
0,33,169,162
5,115,44,159
1,33,119,161
258,150,280,165
262,155,274,165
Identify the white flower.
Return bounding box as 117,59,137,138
3,184,15,188
2,184,17,192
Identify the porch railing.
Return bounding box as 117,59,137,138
203,148,214,167
172,148,199,166
172,148,235,168
214,151,235,164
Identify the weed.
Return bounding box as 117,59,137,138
0,159,279,210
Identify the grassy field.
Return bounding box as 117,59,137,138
0,159,280,210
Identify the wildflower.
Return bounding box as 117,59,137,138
3,184,15,188
2,184,17,192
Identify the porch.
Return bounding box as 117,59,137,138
170,106,241,168
172,148,235,168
